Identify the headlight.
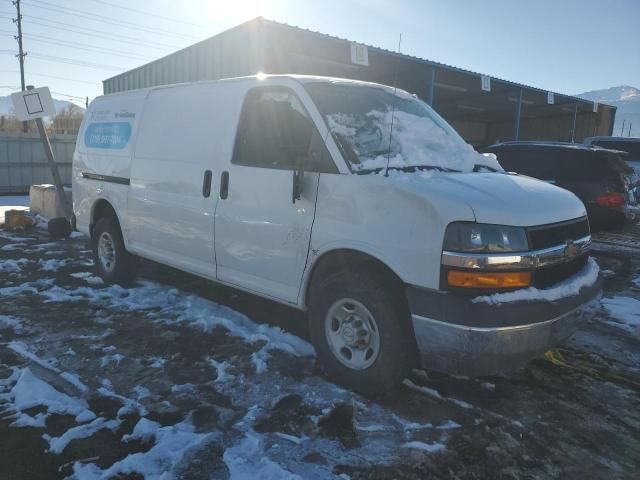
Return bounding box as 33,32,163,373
443,222,529,253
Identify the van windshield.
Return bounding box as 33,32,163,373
304,82,502,173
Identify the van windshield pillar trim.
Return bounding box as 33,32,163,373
81,172,131,186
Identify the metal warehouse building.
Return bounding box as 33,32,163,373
104,17,616,149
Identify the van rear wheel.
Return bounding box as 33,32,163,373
92,216,138,286
308,270,415,395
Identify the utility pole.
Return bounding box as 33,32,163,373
12,0,28,132
621,119,626,136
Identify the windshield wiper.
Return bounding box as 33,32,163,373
355,165,454,175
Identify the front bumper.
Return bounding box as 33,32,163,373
408,276,602,376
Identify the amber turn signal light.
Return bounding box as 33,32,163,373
447,270,531,289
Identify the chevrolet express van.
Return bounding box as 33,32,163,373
73,75,602,394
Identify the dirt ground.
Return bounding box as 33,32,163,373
1,225,639,480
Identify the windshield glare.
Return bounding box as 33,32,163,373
304,82,502,173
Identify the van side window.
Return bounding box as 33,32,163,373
233,87,337,173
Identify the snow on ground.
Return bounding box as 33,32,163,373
73,420,209,479
601,296,640,333
1,229,640,478
0,368,93,427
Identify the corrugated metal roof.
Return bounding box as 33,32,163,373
255,18,613,109
105,17,614,110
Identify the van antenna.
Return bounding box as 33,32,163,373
384,33,402,177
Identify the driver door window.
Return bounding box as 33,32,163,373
232,87,336,173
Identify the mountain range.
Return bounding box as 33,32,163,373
0,95,84,117
576,85,640,137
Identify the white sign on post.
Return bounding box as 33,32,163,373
350,43,369,66
10,86,56,121
547,92,554,104
481,75,491,92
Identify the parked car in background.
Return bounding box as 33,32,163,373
584,136,640,177
487,142,640,229
73,76,602,394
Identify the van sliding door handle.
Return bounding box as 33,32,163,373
202,170,212,198
220,171,229,200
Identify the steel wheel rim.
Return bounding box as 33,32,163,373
324,298,380,370
97,232,116,273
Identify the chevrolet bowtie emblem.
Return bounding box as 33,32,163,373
564,241,579,257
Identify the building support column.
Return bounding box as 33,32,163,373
514,88,523,140
570,103,578,142
428,68,436,107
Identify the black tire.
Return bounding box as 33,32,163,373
48,217,71,239
92,216,138,286
308,270,416,395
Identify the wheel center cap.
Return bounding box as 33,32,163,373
341,326,356,345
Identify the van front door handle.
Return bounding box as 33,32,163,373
220,171,229,200
202,170,212,198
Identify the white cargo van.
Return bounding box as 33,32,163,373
73,75,601,394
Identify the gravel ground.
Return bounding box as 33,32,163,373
1,225,639,480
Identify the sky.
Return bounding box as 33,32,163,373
0,0,638,106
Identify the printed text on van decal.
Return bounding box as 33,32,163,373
84,122,132,149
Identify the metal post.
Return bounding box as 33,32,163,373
630,123,633,137
428,68,436,107
621,119,626,136
27,86,73,220
514,88,522,140
13,0,28,132
571,103,578,143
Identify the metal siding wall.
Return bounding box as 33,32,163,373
0,133,75,193
103,22,256,93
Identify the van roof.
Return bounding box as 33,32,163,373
94,74,405,101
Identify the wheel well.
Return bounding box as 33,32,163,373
305,249,406,306
90,199,118,237
305,249,419,364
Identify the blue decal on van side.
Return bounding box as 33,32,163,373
84,122,132,149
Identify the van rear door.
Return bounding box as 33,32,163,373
214,85,334,303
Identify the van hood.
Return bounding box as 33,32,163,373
389,171,587,227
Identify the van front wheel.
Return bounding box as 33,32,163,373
308,270,415,395
92,216,138,286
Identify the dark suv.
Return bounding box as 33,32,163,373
487,141,640,229
584,136,640,176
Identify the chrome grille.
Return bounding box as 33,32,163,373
527,217,590,250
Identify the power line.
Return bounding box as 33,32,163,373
15,14,182,50
86,0,206,29
0,51,125,71
50,90,86,100
0,30,154,60
0,69,100,85
23,0,201,41
29,52,125,71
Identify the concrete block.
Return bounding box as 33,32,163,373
2,209,35,231
29,184,72,220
